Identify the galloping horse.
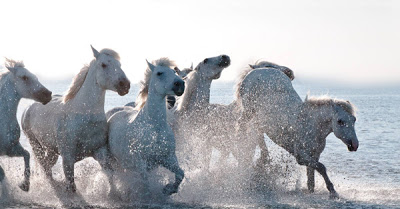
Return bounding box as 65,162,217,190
22,46,130,192
235,67,359,198
108,58,185,195
0,58,52,191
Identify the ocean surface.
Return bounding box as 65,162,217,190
0,79,399,208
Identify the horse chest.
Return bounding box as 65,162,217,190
0,119,20,152
132,123,174,157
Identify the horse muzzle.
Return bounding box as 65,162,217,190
173,80,185,96
116,78,130,96
35,89,52,105
347,140,359,152
218,55,230,68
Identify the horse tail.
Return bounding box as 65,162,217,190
234,66,254,104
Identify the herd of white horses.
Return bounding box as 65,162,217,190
0,46,359,200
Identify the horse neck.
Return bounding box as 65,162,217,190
302,104,333,139
141,87,168,124
179,72,212,111
0,76,21,118
66,66,105,114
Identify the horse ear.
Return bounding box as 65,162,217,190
174,67,181,73
249,64,255,69
91,45,100,59
146,60,156,71
190,63,193,70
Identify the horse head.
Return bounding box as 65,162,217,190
5,58,52,104
147,60,185,97
194,55,230,80
90,46,130,96
331,101,359,152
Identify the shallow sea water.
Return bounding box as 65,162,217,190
0,79,399,208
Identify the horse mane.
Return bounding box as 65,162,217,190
0,58,25,89
62,64,90,103
135,58,176,110
175,69,200,111
251,60,280,69
99,48,120,61
304,95,357,116
62,48,120,103
234,65,253,101
5,58,25,69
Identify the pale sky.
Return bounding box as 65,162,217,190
1,0,399,86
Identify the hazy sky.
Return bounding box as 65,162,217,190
1,0,399,85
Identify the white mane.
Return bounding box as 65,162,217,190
5,58,25,68
135,58,176,110
63,48,120,103
0,58,25,90
175,69,200,111
304,95,357,116
234,65,253,101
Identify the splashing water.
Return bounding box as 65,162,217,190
0,81,399,208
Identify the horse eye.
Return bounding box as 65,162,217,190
22,76,28,81
157,72,163,76
101,63,107,68
204,58,209,64
337,119,345,126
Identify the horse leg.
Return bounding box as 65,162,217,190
93,147,120,199
200,141,212,171
29,135,57,180
0,165,5,182
296,153,338,199
7,142,30,191
93,146,113,171
307,166,315,193
161,154,184,195
62,154,76,193
256,133,271,169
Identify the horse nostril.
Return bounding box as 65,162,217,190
222,55,228,59
119,81,125,87
174,81,180,87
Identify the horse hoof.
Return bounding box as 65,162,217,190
162,183,178,195
329,192,339,200
19,181,30,192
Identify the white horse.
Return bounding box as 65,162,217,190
0,59,52,191
235,67,359,198
171,55,231,170
21,46,130,192
108,58,185,195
